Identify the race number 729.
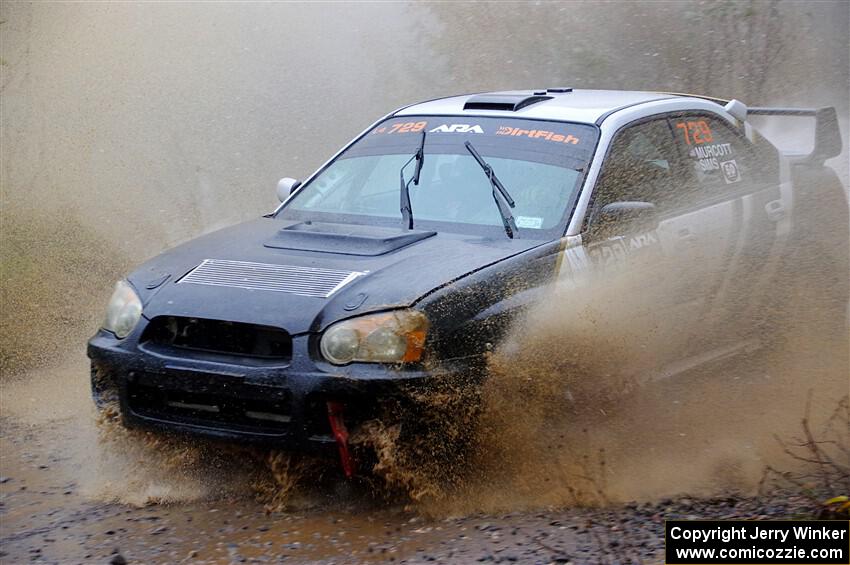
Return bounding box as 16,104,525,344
388,121,428,134
675,120,713,145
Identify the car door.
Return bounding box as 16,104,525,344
581,115,737,372
670,112,786,342
582,116,705,372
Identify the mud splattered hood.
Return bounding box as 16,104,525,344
128,217,543,334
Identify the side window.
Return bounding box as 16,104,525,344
588,118,682,222
671,114,764,198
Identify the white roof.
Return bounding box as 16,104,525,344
394,89,677,125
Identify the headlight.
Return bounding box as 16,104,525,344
103,280,143,338
320,310,428,365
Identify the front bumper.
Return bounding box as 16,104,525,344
88,330,478,453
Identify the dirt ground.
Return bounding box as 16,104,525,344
0,413,830,565
1,317,846,564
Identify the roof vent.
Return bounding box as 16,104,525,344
463,94,553,112
546,87,573,93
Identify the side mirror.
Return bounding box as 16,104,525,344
591,201,659,238
276,177,302,202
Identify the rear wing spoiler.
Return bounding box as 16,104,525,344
664,94,843,166
746,106,843,167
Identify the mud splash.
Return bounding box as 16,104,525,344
1,355,314,511
0,204,128,376
1,204,845,518
345,217,849,516
93,410,336,511
350,375,482,505
93,407,248,506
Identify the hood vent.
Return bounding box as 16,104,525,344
463,93,553,112
178,259,366,298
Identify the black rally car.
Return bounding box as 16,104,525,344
89,89,847,475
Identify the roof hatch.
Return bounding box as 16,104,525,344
463,93,553,112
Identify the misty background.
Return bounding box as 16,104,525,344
1,1,848,373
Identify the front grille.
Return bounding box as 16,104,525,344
142,316,292,360
128,378,293,436
178,259,365,298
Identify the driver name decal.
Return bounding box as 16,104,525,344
689,142,734,172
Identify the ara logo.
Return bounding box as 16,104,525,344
429,124,484,134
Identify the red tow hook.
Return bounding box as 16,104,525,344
326,401,356,478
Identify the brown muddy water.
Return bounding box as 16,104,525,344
1,316,846,563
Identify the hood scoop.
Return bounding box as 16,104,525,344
264,222,436,256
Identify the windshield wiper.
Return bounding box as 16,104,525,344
464,141,519,239
399,130,426,230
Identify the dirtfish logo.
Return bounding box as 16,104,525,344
429,124,484,134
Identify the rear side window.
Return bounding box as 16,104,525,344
672,114,771,199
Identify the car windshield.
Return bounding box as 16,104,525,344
278,116,599,238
